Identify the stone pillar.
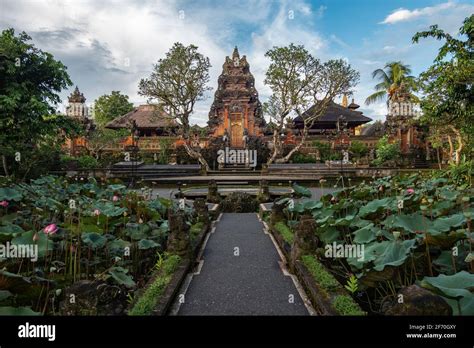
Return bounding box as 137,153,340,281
167,209,191,258
290,215,318,272
193,198,210,226
257,180,271,203
207,179,221,203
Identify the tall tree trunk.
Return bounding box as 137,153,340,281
182,142,209,172
449,126,463,166
447,135,454,164
436,148,441,170
2,155,9,177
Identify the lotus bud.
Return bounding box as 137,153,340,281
94,209,101,216
0,200,9,207
113,195,119,202
33,232,40,241
43,224,58,235
406,188,415,195
392,231,401,240
138,218,143,224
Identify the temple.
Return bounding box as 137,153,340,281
208,47,266,148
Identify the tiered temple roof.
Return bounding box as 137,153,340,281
293,99,372,132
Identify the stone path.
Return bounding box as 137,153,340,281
175,213,309,315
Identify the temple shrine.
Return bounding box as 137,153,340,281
208,47,266,148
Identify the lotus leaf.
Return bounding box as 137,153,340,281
292,183,312,198
0,187,22,201
419,271,474,299
108,266,135,288
0,306,41,316
12,230,53,258
81,232,107,249
138,239,160,250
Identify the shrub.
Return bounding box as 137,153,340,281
77,155,98,169
373,135,400,166
291,152,316,163
312,141,331,161
349,141,368,161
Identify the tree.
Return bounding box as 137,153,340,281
86,127,129,160
138,43,212,169
0,28,74,178
264,44,359,164
413,15,474,165
93,91,134,126
365,61,417,105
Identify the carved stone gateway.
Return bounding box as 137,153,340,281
208,47,265,148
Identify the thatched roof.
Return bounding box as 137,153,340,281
106,104,178,130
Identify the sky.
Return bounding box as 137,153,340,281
1,0,472,125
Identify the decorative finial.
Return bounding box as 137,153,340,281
342,94,348,107
232,46,240,59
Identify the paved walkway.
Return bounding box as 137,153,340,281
176,213,309,315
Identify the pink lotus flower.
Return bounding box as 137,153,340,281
0,200,8,207
43,224,58,235
112,195,119,202
406,188,415,195
94,209,101,216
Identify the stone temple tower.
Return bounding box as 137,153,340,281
208,47,265,148
66,86,90,119
385,90,419,154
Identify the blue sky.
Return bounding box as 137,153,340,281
1,0,472,124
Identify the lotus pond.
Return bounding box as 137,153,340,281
0,176,199,315
278,174,474,315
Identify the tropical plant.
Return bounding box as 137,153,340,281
365,61,417,105
373,136,401,166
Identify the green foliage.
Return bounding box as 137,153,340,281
0,28,75,178
274,221,294,244
344,274,359,294
76,155,98,169
93,91,134,126
332,295,366,316
373,135,401,166
349,141,368,160
365,61,417,105
291,152,316,163
413,15,474,148
312,141,332,161
292,183,312,198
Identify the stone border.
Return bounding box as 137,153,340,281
127,221,211,316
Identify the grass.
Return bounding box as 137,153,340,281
301,255,340,292
333,295,366,316
301,255,365,315
190,221,204,240
274,221,294,244
128,254,181,316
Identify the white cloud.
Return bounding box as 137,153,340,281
380,1,455,24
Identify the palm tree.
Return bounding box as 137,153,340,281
365,61,417,105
